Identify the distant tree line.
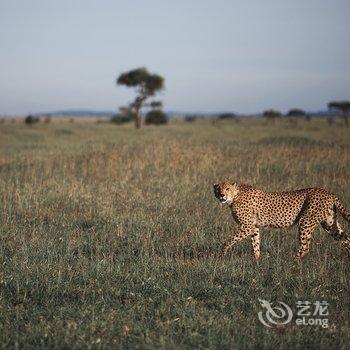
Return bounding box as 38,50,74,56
260,100,350,127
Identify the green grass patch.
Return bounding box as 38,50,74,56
0,118,349,349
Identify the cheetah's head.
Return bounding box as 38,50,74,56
213,182,238,205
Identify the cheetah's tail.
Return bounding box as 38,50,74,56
334,197,350,222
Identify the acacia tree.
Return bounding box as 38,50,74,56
328,101,350,127
116,68,164,128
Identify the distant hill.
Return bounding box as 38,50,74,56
35,109,191,118
33,109,340,118
307,110,339,116
35,110,115,117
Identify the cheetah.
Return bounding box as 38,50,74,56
213,182,350,259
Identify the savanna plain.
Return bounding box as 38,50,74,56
0,118,349,349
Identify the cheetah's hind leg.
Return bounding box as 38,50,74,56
321,220,350,258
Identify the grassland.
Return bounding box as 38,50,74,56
0,118,349,349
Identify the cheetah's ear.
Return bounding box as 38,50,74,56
213,183,219,189
231,182,238,188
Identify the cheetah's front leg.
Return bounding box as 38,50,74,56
222,225,256,257
296,219,318,258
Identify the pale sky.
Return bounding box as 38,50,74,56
0,0,349,114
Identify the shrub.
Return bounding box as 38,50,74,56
218,113,237,120
185,115,197,122
263,109,282,118
287,109,306,117
145,110,168,125
262,110,282,123
110,113,133,125
287,109,311,122
24,115,39,124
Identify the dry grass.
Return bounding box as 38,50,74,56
0,118,349,349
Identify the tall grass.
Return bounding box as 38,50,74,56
0,119,349,349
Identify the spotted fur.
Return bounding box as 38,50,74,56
213,182,350,259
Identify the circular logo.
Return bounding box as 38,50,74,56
258,298,293,328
